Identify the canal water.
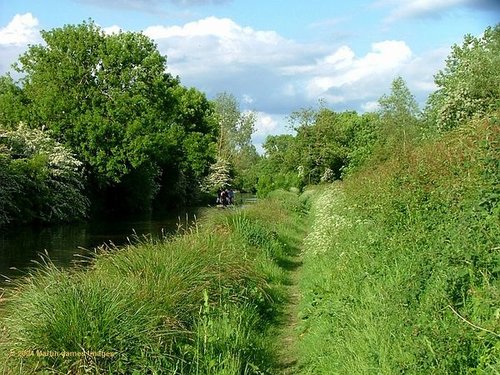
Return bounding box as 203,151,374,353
0,207,203,286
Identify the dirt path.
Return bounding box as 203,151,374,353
275,254,303,374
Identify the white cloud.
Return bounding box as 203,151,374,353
144,16,299,71
0,13,39,46
0,14,41,76
301,40,412,103
252,112,289,154
361,101,380,112
254,112,279,136
103,25,122,34
143,16,441,118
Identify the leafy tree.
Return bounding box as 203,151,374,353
379,76,420,121
16,21,179,185
0,75,27,128
426,24,500,131
377,76,421,155
205,92,258,192
255,134,301,196
153,86,217,207
286,107,363,184
342,112,379,175
255,108,370,195
12,20,216,212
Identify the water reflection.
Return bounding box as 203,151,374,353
0,208,202,285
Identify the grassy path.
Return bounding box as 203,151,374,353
274,228,306,374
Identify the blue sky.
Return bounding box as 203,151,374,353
0,0,498,148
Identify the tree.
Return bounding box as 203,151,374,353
0,75,27,128
378,76,420,121
204,92,257,192
16,21,179,185
13,20,216,211
426,24,500,131
377,76,421,155
254,107,369,196
254,134,300,196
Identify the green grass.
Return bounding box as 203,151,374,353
0,190,307,374
296,117,500,374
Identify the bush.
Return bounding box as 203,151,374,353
297,116,500,374
0,123,88,225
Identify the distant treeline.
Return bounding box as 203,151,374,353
254,24,499,196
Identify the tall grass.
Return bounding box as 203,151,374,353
297,117,499,374
0,190,307,374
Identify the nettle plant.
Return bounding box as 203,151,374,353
0,123,88,223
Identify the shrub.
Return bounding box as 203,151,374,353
297,116,500,374
0,123,88,224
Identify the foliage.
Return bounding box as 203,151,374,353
297,116,499,374
0,190,307,374
341,111,379,175
210,92,259,192
426,24,500,132
10,20,216,213
377,76,422,153
0,123,88,224
255,108,377,195
0,75,27,128
213,92,254,160
254,134,300,197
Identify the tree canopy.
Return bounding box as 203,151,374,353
203,92,258,193
8,20,217,212
426,24,500,131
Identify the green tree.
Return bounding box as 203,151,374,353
286,106,362,184
342,112,379,175
205,92,257,192
155,86,217,206
378,76,420,152
255,107,370,196
13,20,216,211
426,24,500,131
0,75,27,128
255,134,301,196
16,21,179,185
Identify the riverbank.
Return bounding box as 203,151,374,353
0,190,309,374
295,119,499,373
0,207,204,287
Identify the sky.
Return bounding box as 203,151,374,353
0,0,498,150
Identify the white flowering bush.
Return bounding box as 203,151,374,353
201,157,232,193
427,25,499,132
0,123,88,224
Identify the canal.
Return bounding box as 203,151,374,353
0,207,203,286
